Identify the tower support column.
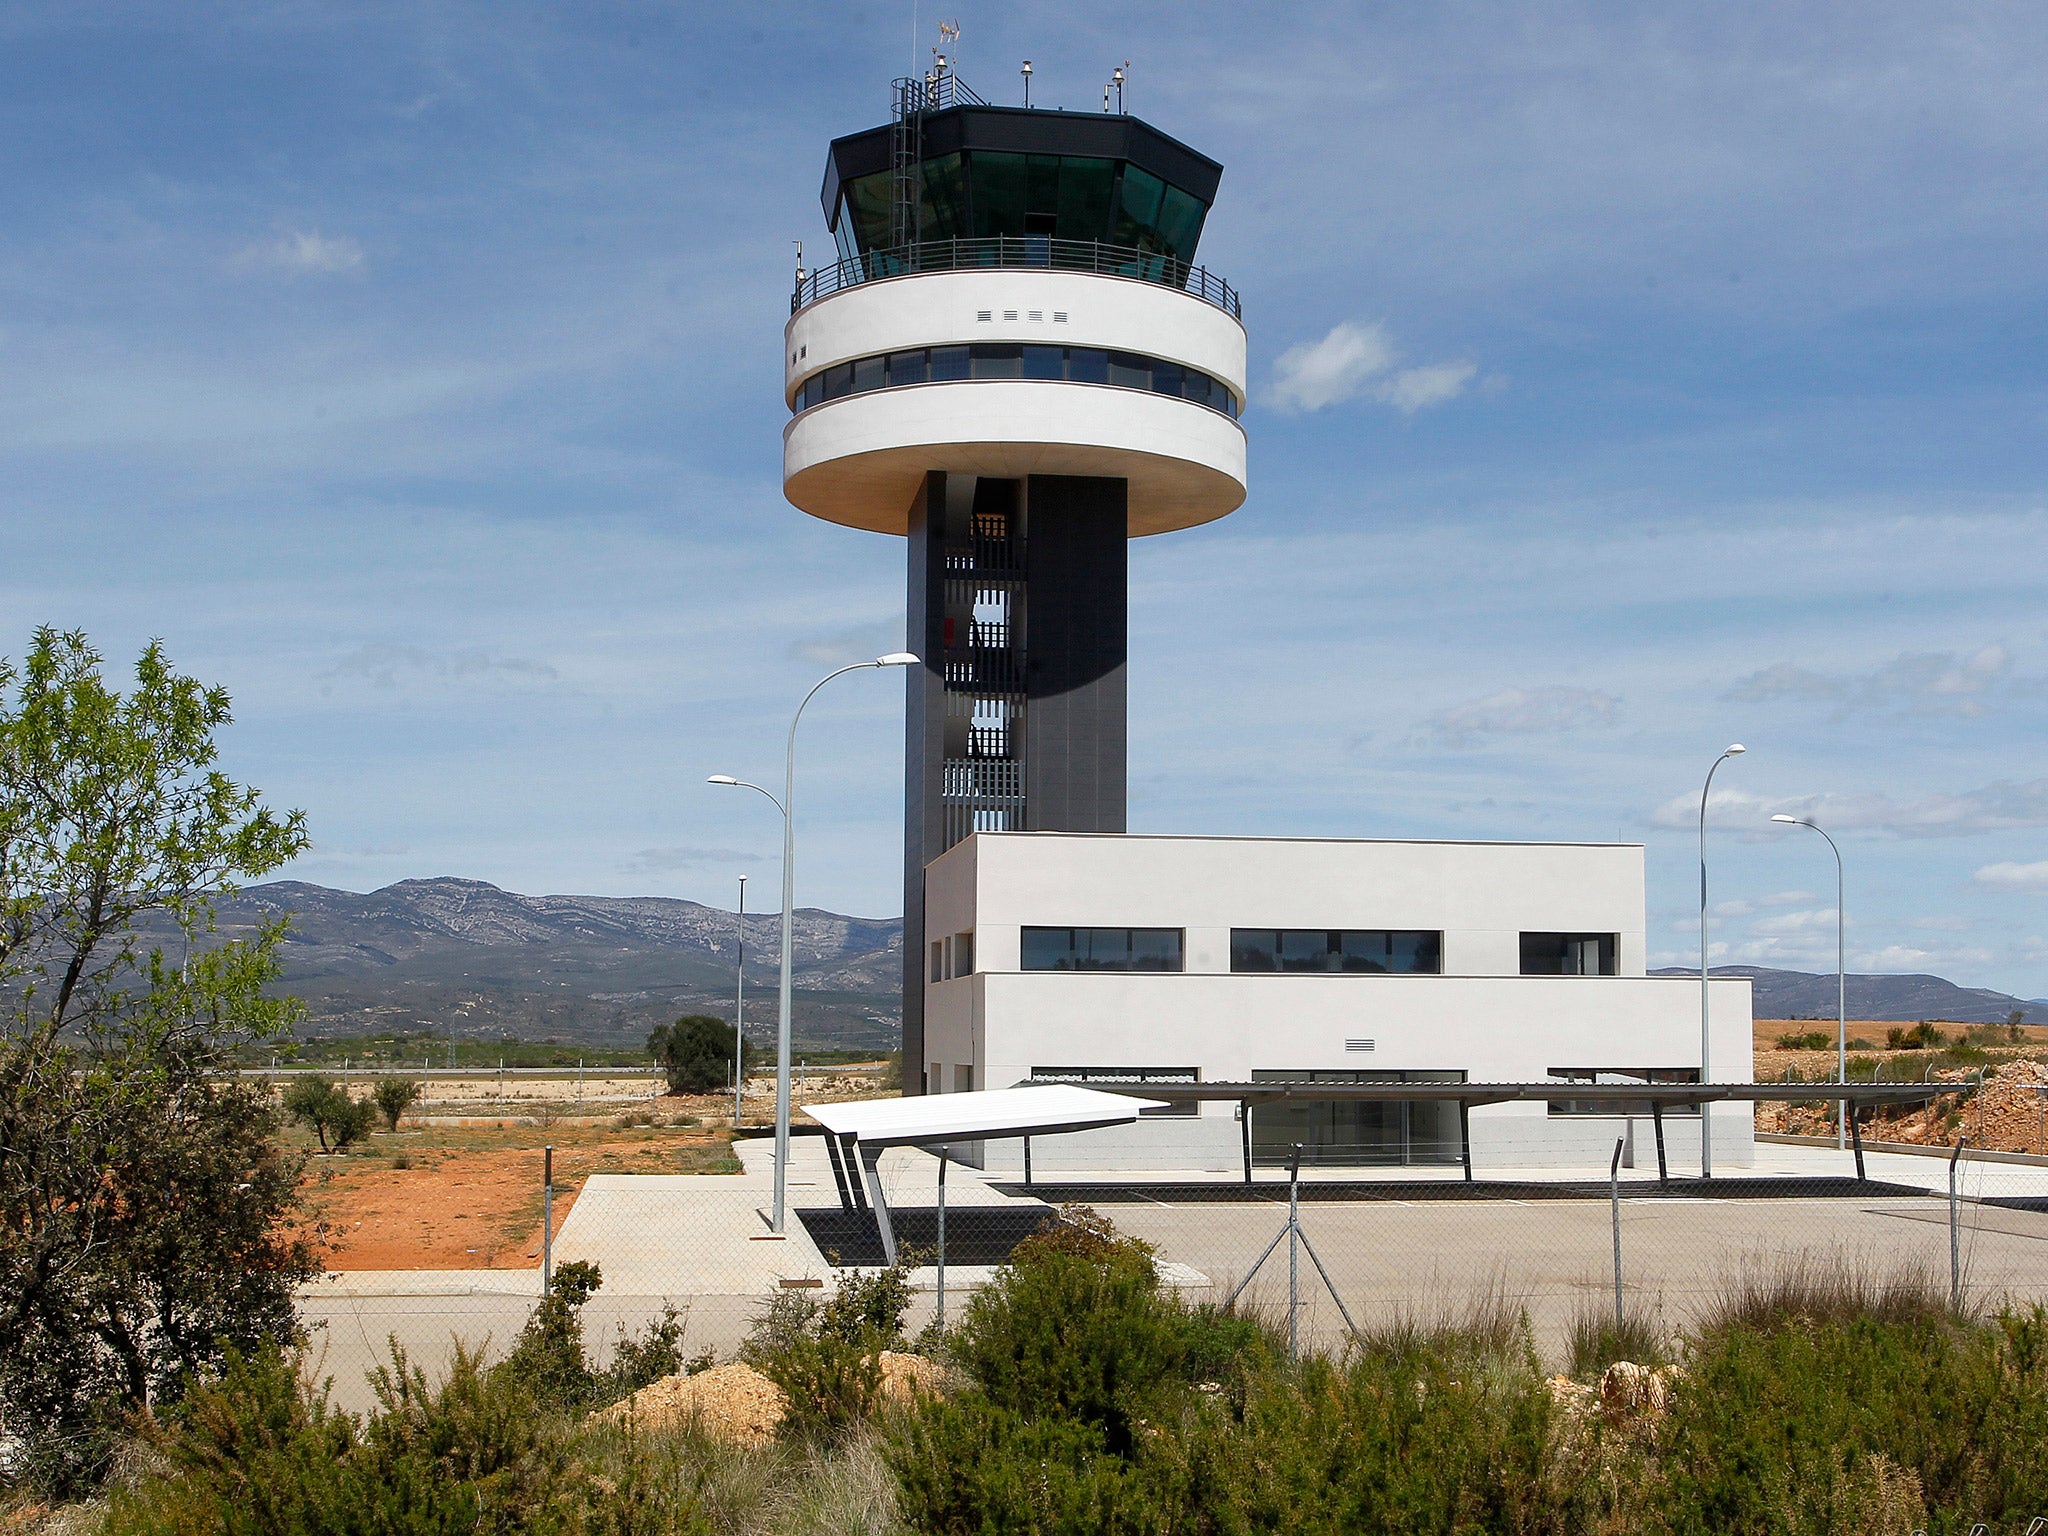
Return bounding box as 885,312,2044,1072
901,471,1130,1091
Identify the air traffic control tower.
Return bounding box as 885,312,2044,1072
781,69,1247,1090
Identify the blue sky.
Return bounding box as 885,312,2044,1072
5,2,2047,995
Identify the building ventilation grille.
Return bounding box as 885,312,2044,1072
1002,310,1018,320
1053,312,1068,322
1345,1038,1376,1053
976,310,992,322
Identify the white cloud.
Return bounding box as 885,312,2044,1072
231,229,366,277
1427,685,1619,747
323,643,558,690
1269,322,1397,411
1268,323,1478,414
1653,779,2048,839
1975,860,2048,892
1377,360,1479,413
1725,643,2017,716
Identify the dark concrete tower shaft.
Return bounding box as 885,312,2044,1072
903,473,1129,1088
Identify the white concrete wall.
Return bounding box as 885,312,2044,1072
783,377,1246,536
932,832,1650,978
785,268,1247,403
918,832,1755,1170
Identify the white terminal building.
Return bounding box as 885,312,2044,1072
781,68,1753,1171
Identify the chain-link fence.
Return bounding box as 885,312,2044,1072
290,1071,2048,1412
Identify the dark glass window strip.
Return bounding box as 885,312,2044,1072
795,343,1241,420
1546,1068,1700,1117
1019,927,1185,973
1229,929,1443,975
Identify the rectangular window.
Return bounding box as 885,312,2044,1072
969,343,1023,380
1151,360,1185,397
953,930,975,976
1054,156,1115,242
1107,351,1150,390
929,940,944,984
1066,347,1109,385
1547,1069,1699,1117
1520,933,1619,976
852,355,884,393
822,362,853,401
1022,345,1064,380
887,349,928,386
969,150,1027,239
1030,1065,1197,1117
1113,165,1166,249
801,374,824,410
1020,927,1185,972
954,1064,975,1094
1230,930,1443,974
1155,184,1208,265
929,345,970,382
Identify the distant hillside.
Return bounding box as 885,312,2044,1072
207,879,900,1051
1650,965,2048,1025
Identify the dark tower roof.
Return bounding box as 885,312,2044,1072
821,105,1225,266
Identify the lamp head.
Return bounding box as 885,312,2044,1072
1770,814,1800,825
1725,743,1747,756
707,775,739,786
875,652,920,667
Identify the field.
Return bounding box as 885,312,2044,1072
295,1065,894,1271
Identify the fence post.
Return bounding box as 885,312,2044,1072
936,1149,950,1329
542,1144,554,1297
1610,1136,1625,1328
1948,1136,1966,1311
1288,1143,1303,1362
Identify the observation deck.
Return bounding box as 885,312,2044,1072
792,236,1240,319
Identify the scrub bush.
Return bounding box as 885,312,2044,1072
740,1260,917,1441
1647,1305,2048,1532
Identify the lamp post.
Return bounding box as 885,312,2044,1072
711,651,918,1233
733,874,747,1130
1772,813,1846,1149
1698,743,1746,1177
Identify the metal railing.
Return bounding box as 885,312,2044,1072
793,237,1241,319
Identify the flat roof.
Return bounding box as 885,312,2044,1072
807,1083,1166,1148
952,831,1647,851
1119,1081,1961,1108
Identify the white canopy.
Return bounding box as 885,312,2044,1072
803,1085,1165,1265
807,1083,1165,1149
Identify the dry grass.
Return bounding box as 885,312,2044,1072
1697,1250,1963,1335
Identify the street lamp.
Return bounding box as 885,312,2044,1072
710,651,919,1232
1698,743,1746,1177
1772,813,1847,1149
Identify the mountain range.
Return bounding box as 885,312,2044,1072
210,878,901,1051
206,879,2046,1051
1650,965,2048,1025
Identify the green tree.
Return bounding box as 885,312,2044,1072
647,1013,741,1095
283,1074,375,1152
2008,1008,2027,1044
0,629,315,1491
372,1074,422,1130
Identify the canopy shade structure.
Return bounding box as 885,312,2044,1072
805,1084,1165,1264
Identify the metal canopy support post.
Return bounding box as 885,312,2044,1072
1022,1135,1032,1187
1458,1100,1474,1183
1240,1099,1253,1185
842,1134,870,1212
1651,1102,1668,1184
824,1134,855,1213
859,1143,898,1266
1849,1105,1867,1182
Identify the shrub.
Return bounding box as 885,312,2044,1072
948,1213,1188,1454
1886,1022,1947,1051
648,1016,742,1096
282,1075,375,1153
1649,1306,2048,1531
889,1397,1182,1534
496,1260,604,1409
1776,1030,1833,1050
1568,1296,1670,1377
371,1075,422,1131
739,1260,917,1441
